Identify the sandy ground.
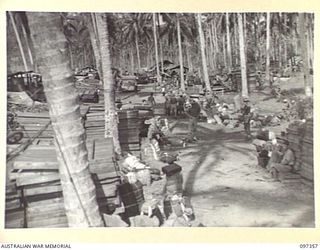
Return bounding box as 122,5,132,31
130,76,315,228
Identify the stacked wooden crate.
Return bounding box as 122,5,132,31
15,111,52,142
118,110,141,157
5,183,25,228
14,106,89,142
7,138,120,228
9,145,67,228
286,119,314,185
86,138,121,213
286,121,305,171
300,119,313,183
84,105,105,138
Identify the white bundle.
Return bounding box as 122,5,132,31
123,154,147,171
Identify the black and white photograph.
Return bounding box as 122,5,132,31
5,11,314,229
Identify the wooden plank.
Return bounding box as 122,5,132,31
23,184,62,196
16,173,60,187
27,207,66,221
13,161,59,170
27,197,64,208
27,201,65,214
5,199,21,211
27,215,68,228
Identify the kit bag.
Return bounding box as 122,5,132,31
162,163,182,177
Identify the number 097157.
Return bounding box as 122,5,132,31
300,244,319,248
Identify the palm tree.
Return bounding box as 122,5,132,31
84,13,102,77
226,13,232,72
26,12,104,227
152,13,161,85
176,14,186,91
8,12,28,71
298,13,312,96
265,12,271,86
196,13,211,92
237,13,249,97
95,13,121,155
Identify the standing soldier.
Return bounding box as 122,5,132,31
241,97,253,139
185,97,201,142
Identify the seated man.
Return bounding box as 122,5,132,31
267,140,295,180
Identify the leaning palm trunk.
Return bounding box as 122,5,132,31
95,13,121,155
27,12,104,227
176,15,186,91
9,12,28,71
196,13,211,92
237,13,249,97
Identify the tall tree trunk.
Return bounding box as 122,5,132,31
307,15,314,69
95,13,121,154
68,44,74,69
157,13,164,74
196,13,211,92
185,43,191,73
18,15,34,69
211,21,218,71
226,13,232,72
9,12,28,71
134,24,141,69
153,13,161,85
86,13,102,77
233,13,238,66
298,13,312,96
130,46,135,74
208,23,215,73
176,14,186,91
27,12,104,227
237,13,248,97
266,12,271,86
222,35,227,69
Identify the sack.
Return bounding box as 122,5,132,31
123,155,146,171
165,173,183,195
162,163,182,176
136,169,151,186
159,153,178,163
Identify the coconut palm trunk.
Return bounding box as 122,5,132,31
298,13,312,96
157,13,164,74
176,14,186,91
134,23,141,69
237,13,249,97
95,13,121,155
85,13,102,78
196,13,211,92
266,12,271,86
130,46,135,74
9,12,28,71
226,13,232,72
27,12,104,227
153,13,161,85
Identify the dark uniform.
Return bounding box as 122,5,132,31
241,98,252,138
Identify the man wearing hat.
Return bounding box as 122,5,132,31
240,97,252,139
267,139,295,180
